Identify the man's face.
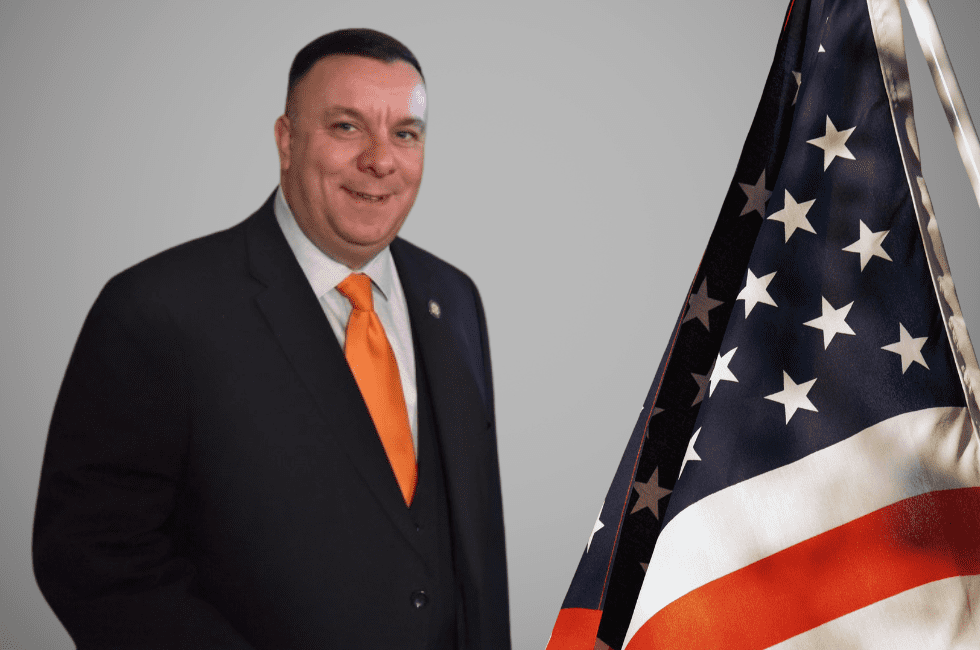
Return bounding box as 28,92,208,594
275,55,427,269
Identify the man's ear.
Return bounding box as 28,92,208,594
274,115,291,172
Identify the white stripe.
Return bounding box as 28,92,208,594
770,574,980,649
624,406,978,645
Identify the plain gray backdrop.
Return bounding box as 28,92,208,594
1,1,977,648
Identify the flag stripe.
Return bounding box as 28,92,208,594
626,486,980,650
770,574,980,649
626,406,978,642
547,608,603,650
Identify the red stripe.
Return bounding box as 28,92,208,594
547,608,603,650
783,0,796,32
627,487,980,650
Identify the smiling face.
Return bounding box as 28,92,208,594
274,55,427,269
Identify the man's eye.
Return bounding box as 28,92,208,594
396,130,420,141
332,122,356,132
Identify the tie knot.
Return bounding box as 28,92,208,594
337,273,374,312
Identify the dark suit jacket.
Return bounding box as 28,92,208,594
33,193,511,649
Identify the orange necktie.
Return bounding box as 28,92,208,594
337,273,417,506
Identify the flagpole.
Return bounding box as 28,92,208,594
903,0,980,210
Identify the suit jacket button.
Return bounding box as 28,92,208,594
411,590,428,609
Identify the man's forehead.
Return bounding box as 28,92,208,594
305,55,427,122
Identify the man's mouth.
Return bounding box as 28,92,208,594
344,188,389,203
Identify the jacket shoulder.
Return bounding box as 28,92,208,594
97,194,278,315
390,237,480,294
109,221,245,293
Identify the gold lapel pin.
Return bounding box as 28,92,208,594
428,300,441,318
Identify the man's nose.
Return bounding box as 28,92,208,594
358,135,396,177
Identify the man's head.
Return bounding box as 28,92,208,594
275,29,427,269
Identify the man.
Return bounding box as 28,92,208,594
33,29,510,649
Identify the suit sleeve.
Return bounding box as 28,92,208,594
32,276,256,650
466,276,512,650
470,278,496,432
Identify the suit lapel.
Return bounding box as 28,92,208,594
391,240,494,605
244,197,424,556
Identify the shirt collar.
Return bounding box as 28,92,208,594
274,187,395,301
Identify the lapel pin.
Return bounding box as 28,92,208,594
428,300,441,319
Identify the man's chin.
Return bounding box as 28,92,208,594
334,235,399,268
339,218,408,249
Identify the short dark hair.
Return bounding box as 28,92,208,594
286,28,424,113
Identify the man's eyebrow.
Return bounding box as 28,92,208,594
328,107,366,121
396,117,427,133
328,107,426,133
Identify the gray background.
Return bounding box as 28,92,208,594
1,1,977,648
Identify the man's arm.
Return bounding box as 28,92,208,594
33,275,255,650
467,275,512,650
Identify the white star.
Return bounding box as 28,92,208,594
882,323,929,373
792,71,802,105
804,297,856,349
678,428,702,478
709,347,739,396
768,190,817,242
738,170,772,217
807,116,857,170
765,371,819,424
683,279,724,330
737,269,778,317
588,508,604,552
842,220,892,271
818,44,826,53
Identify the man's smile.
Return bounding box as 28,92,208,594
344,187,390,203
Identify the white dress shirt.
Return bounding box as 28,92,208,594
273,188,418,454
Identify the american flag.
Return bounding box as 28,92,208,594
547,0,980,648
